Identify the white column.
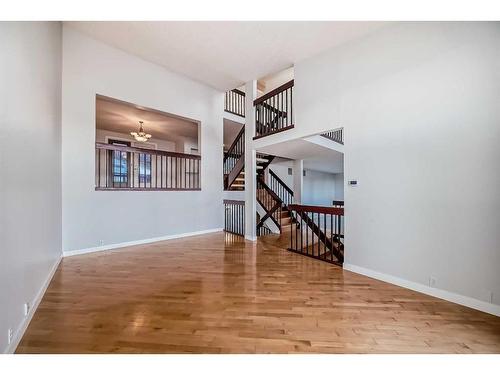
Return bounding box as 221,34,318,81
244,80,257,241
293,159,303,204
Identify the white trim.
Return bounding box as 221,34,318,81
223,111,245,125
63,228,223,257
343,263,500,317
5,256,62,354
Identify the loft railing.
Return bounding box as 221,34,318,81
95,142,200,190
256,177,282,233
225,89,245,117
321,128,344,145
224,199,245,236
287,204,344,265
254,80,294,139
268,169,294,207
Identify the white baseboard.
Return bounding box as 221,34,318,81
343,263,500,317
4,256,62,354
63,228,223,257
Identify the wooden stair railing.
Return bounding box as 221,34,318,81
223,127,245,190
254,80,294,139
256,177,282,234
268,169,294,207
287,204,344,265
224,89,245,117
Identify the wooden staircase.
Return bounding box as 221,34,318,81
223,139,275,191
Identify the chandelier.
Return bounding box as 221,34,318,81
130,121,152,142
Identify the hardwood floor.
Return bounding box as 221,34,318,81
16,231,500,353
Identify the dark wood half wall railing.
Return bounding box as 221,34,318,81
254,80,294,139
287,204,344,266
321,128,344,145
224,200,245,236
95,142,200,191
225,89,245,117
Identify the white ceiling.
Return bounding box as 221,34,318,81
66,21,387,91
96,95,198,142
257,137,343,174
223,118,244,150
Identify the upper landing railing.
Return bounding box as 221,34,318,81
254,80,294,139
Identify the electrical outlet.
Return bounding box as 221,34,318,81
429,277,437,288
7,328,13,345
99,239,104,246
24,302,30,316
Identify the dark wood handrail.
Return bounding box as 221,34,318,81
96,142,201,160
254,80,294,106
269,169,293,196
223,199,244,205
232,88,245,96
258,176,282,204
288,204,344,216
223,126,245,163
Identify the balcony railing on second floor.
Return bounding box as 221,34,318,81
321,128,344,145
225,89,246,117
254,80,294,139
95,142,201,191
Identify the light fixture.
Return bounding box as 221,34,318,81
130,121,152,142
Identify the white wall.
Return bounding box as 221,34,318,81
0,22,62,353
302,169,336,206
294,22,500,311
333,173,344,201
260,66,294,95
62,26,223,253
270,160,342,206
96,129,176,151
269,159,293,189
